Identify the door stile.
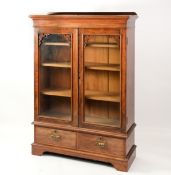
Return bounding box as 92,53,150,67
72,28,79,126
78,30,84,127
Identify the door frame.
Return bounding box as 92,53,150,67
34,27,78,127
78,28,126,131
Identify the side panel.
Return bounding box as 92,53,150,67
34,28,39,121
120,28,127,131
126,25,135,131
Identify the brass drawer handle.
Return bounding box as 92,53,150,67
50,130,61,141
96,141,106,147
96,137,106,148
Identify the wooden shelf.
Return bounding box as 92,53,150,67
40,112,71,121
85,90,120,102
85,42,118,48
42,62,71,68
85,116,120,127
85,62,120,71
44,42,70,46
41,89,71,97
41,89,119,102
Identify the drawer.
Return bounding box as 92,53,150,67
77,133,125,157
35,127,76,149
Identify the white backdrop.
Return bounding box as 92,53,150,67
0,0,171,174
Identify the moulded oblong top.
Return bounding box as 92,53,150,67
29,12,138,28
47,12,137,16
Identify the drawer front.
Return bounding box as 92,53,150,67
77,133,125,157
35,127,76,149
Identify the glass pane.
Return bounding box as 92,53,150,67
84,35,121,127
39,33,72,121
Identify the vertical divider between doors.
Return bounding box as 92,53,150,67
78,29,84,127
72,28,79,127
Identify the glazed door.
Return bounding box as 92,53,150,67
79,28,122,130
37,28,78,126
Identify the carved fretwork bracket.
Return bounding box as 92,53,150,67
38,33,50,46
83,35,94,47
109,35,120,47
38,33,71,46
84,35,120,47
84,35,92,43
63,34,71,43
